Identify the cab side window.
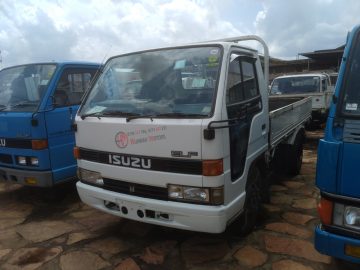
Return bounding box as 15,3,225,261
321,78,327,92
226,54,259,105
54,68,95,107
227,56,243,104
241,60,259,100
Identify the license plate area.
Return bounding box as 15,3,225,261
103,199,172,221
115,199,145,219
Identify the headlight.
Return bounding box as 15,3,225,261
17,156,27,165
30,157,39,166
345,206,360,228
333,203,360,230
78,168,104,186
168,185,223,205
16,156,39,166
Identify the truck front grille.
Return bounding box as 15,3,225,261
80,148,109,163
0,154,12,164
102,178,168,201
78,148,202,175
344,120,360,143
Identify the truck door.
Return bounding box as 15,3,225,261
226,54,262,181
45,67,97,184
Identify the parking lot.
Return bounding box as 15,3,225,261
0,129,355,270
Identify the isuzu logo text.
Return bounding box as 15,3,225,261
108,154,151,169
0,139,6,147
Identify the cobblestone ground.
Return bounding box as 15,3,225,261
0,129,358,270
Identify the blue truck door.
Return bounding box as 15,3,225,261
44,67,98,184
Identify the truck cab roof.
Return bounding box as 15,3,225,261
274,73,330,79
108,40,260,62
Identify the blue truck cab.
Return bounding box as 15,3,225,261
0,62,100,187
315,25,360,263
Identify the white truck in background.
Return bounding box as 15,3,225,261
73,36,311,234
270,73,334,123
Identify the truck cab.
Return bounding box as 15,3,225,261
270,73,333,122
315,25,360,263
74,36,310,234
0,62,100,187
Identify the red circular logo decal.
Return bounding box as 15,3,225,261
115,132,128,148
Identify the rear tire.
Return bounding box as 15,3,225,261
238,166,262,235
288,132,304,176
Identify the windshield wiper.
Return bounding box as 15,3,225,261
126,114,155,122
126,112,207,122
80,112,102,120
11,101,38,108
81,110,139,120
0,105,7,111
101,110,139,117
155,112,206,118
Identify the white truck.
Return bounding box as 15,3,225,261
74,36,311,234
270,73,333,122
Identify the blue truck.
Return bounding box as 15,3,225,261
315,25,360,263
0,62,100,187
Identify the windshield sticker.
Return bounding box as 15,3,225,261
208,55,218,63
202,106,211,114
40,79,49,85
174,60,186,70
191,78,206,88
207,55,218,67
210,49,219,55
85,106,106,114
345,103,358,111
115,126,167,148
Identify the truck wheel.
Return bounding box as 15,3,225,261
238,166,262,235
288,132,304,176
272,144,289,174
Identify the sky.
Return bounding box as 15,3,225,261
1,0,359,68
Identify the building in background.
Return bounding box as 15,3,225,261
269,45,345,81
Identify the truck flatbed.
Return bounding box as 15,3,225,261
269,96,312,148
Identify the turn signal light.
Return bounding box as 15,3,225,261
317,197,333,225
31,139,48,150
73,147,80,159
202,159,223,176
345,244,360,258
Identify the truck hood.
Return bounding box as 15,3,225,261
75,117,203,159
0,112,33,139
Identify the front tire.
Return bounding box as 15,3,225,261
238,166,262,235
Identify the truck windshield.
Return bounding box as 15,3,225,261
341,36,360,115
0,64,56,112
79,46,222,118
270,76,320,95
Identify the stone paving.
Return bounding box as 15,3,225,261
0,129,358,270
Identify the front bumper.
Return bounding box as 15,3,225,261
315,225,360,264
0,166,53,187
77,181,245,233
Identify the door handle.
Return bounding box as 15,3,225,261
262,124,266,130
